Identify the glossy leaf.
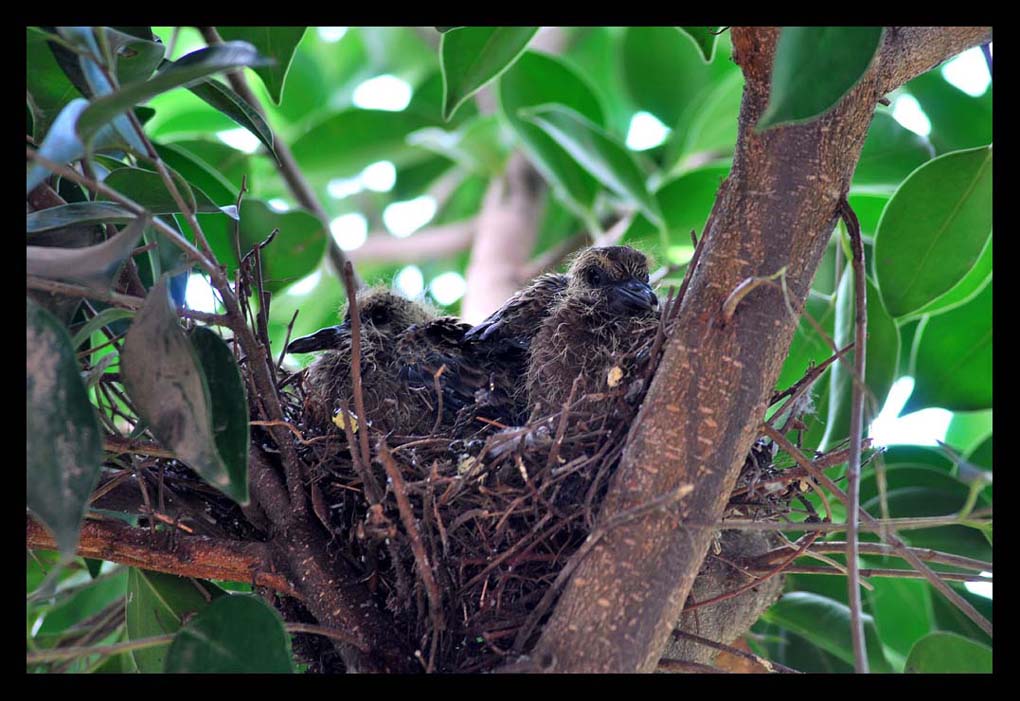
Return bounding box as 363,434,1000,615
27,98,90,193
522,104,662,226
764,591,892,672
27,214,148,290
905,632,992,673
866,578,934,661
854,111,935,186
498,51,604,220
675,70,743,159
27,201,137,233
155,142,239,206
906,71,992,154
190,327,249,503
77,42,265,147
408,115,510,176
908,237,991,319
120,277,242,503
26,298,103,556
231,199,327,294
291,109,433,179
102,166,237,217
126,569,227,672
822,272,900,450
874,145,992,318
678,27,721,62
758,27,884,130
216,27,306,105
185,76,276,159
907,282,991,412
70,307,136,349
440,27,538,120
103,27,165,85
26,27,82,141
165,595,294,673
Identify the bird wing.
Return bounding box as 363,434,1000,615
463,272,568,351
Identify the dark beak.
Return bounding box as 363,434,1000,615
287,321,350,353
610,279,658,315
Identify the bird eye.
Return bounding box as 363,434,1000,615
586,267,606,286
368,308,390,325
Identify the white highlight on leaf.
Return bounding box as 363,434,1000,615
625,111,671,151
868,377,952,447
383,196,437,238
352,74,412,111
330,213,368,251
429,271,467,305
891,95,932,138
327,176,363,200
395,265,425,298
941,47,991,97
268,198,291,212
288,270,322,296
215,127,261,154
361,161,397,192
964,572,993,600
317,27,348,43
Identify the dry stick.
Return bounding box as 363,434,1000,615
721,514,990,533
764,426,992,637
670,630,801,674
656,658,728,673
838,197,868,673
768,342,854,412
340,262,376,484
197,26,359,287
771,566,989,583
26,515,296,598
797,542,992,573
378,442,445,673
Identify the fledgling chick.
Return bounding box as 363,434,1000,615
288,287,436,434
460,272,569,426
526,246,659,419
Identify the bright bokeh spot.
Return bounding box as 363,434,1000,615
941,47,991,97
395,265,425,298
185,273,220,313
352,74,412,111
891,94,932,138
317,27,348,43
215,127,261,154
869,377,952,447
626,111,671,151
430,271,467,306
288,270,322,296
361,161,397,192
964,572,993,600
330,213,368,251
327,176,363,200
268,198,291,212
383,196,437,238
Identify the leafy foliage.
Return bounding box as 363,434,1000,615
26,26,991,674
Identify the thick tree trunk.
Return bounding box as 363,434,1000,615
527,26,991,673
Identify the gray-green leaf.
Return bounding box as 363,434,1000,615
440,27,538,121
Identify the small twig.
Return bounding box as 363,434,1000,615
103,436,174,459
721,266,787,324
430,365,447,436
670,630,800,674
340,262,374,481
770,566,989,583
656,658,728,673
721,513,991,533
379,442,444,672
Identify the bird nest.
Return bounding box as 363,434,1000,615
271,301,804,674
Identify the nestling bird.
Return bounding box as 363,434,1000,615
526,246,660,419
289,287,439,434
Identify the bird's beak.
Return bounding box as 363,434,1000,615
610,279,658,315
287,321,350,353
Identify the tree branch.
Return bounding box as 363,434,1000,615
525,25,991,673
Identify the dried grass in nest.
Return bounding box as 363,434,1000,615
279,305,814,674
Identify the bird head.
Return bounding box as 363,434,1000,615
287,287,434,353
565,246,658,316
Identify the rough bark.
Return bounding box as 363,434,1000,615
526,26,991,673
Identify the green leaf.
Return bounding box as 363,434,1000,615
27,213,149,291
758,27,884,130
675,70,744,159
966,434,992,470
408,115,510,176
822,272,900,450
874,145,992,317
102,166,237,217
27,201,137,234
227,199,327,294
776,290,837,393
36,568,129,635
103,27,166,86
184,76,276,159
189,328,249,503
77,42,266,148
764,591,893,672
126,569,227,672
498,51,604,220
26,298,103,557
522,104,662,227
905,632,991,673
944,410,993,461
71,307,136,349
906,282,991,412
291,109,433,179
905,71,992,154
155,142,239,206
216,27,306,105
26,28,83,141
121,277,244,503
908,237,991,319
866,578,934,662
677,27,721,62
165,595,294,673
854,111,935,186
440,27,538,121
